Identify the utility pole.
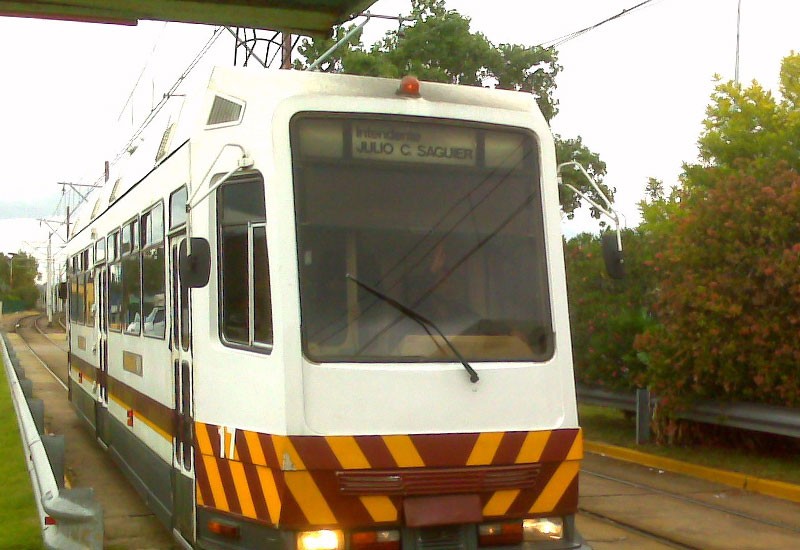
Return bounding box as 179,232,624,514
46,234,53,325
735,0,742,84
282,32,292,69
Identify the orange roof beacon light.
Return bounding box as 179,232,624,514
397,75,421,98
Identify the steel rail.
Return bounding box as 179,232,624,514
16,314,69,391
582,469,800,535
33,315,69,353
578,508,697,549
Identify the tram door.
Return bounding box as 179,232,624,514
170,234,195,543
97,266,111,444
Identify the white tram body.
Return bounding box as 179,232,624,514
65,67,588,549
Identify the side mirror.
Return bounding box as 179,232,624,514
179,238,211,289
58,282,68,300
602,232,625,279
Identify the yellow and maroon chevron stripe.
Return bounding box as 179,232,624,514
195,423,582,529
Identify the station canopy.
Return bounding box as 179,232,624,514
0,0,377,35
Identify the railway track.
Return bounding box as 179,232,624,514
14,313,68,389
8,313,800,549
577,454,800,549
9,312,178,549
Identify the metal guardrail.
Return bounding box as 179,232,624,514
1,332,103,549
577,383,800,441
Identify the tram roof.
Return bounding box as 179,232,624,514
0,0,377,35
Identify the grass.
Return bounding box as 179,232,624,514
0,359,44,549
579,404,800,486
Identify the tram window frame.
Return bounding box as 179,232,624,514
216,172,273,352
69,254,83,326
121,216,139,256
95,238,106,265
169,186,188,230
141,202,166,340
85,268,96,328
122,216,142,336
107,231,119,263
108,260,123,332
81,246,96,327
79,248,89,326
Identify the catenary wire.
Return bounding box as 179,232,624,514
538,0,662,49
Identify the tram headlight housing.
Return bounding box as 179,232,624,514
523,517,564,541
296,529,344,550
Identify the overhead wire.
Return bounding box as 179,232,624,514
53,25,224,245
116,21,169,122
109,25,225,171
537,0,661,49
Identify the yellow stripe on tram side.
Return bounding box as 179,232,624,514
528,461,580,514
482,489,521,517
228,460,257,519
382,435,424,468
359,496,398,523
195,423,230,512
284,471,336,525
467,432,504,466
566,429,584,461
515,431,552,463
277,437,307,471
108,393,130,411
245,430,268,467
195,423,215,456
256,465,282,525
134,410,172,443
202,454,230,512
326,436,371,469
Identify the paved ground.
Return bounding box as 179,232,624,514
578,444,800,549
2,312,176,549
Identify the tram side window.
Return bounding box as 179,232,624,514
85,271,95,328
122,217,141,335
170,186,188,229
109,263,123,332
69,255,84,325
121,217,138,255
141,203,166,338
95,238,106,264
107,231,122,331
78,250,88,325
218,174,273,349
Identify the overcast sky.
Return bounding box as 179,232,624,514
0,0,797,268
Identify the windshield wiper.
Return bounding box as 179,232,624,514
346,274,479,384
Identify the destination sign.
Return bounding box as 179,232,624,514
351,123,477,166
295,117,532,170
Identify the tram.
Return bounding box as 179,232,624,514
64,67,590,549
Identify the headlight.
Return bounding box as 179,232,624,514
297,529,344,550
523,517,564,541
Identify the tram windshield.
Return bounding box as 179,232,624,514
291,115,553,363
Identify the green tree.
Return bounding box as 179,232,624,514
0,252,39,311
684,51,800,187
295,0,612,217
633,53,800,442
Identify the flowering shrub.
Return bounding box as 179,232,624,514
565,230,654,392
635,166,800,413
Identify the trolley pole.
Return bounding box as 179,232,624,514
46,234,53,325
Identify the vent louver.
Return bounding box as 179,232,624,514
155,123,175,162
207,95,243,126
